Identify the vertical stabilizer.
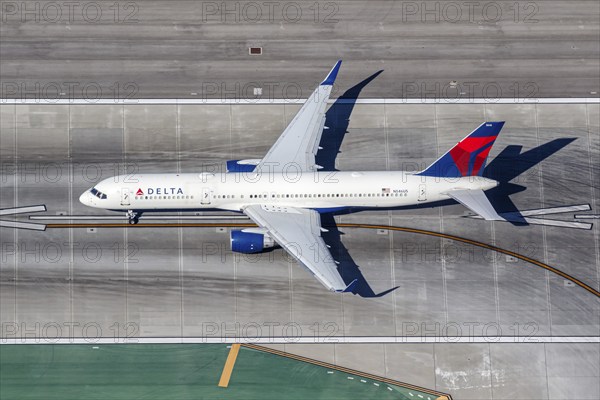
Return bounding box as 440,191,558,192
418,122,504,178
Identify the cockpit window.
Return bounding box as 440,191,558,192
90,187,107,199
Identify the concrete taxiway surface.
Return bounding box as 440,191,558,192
1,100,599,400
1,1,599,99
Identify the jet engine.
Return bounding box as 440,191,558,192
226,159,260,173
230,228,275,254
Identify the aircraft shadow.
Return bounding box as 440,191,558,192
483,138,577,223
316,70,384,171
321,214,399,298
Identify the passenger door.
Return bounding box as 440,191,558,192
418,184,427,202
120,188,131,206
201,187,212,205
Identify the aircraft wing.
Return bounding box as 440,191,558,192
254,61,342,173
446,189,503,221
243,204,356,292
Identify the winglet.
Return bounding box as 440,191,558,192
338,278,358,293
321,60,342,86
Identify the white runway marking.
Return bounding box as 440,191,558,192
3,98,599,105
466,204,594,230
29,214,249,221
2,336,598,345
506,204,591,216
0,220,46,231
0,205,46,216
0,205,47,230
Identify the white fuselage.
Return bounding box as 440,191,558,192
79,171,498,212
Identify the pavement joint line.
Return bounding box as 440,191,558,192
584,103,600,292
240,343,453,399
3,337,599,344
41,222,600,298
535,106,553,337
434,104,450,327
3,98,599,105
218,343,241,388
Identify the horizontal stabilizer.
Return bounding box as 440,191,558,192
446,189,502,221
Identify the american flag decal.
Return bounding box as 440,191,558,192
382,188,391,194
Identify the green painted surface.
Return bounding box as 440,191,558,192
0,344,440,400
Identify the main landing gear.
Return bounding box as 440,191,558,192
127,210,142,225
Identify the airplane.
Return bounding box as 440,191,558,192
79,60,505,293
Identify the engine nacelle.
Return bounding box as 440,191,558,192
226,159,260,173
230,228,275,254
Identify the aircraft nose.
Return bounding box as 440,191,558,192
79,191,93,206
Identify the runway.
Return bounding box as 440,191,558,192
1,1,599,99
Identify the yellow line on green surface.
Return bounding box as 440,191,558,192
218,343,241,388
241,344,453,399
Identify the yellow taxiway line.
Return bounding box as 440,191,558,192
241,344,453,399
45,222,600,298
218,343,241,388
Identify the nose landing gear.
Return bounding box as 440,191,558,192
127,210,142,225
